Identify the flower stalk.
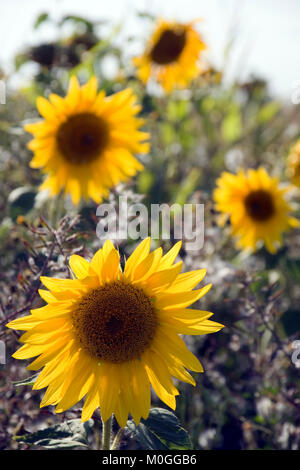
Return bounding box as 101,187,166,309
101,416,112,450
111,428,124,450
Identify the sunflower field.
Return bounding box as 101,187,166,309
0,10,300,452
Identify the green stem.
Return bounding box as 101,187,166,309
49,191,65,228
101,416,112,450
111,428,124,450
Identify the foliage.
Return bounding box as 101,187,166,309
15,419,93,449
127,408,191,450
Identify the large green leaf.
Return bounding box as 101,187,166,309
15,419,93,449
127,408,191,450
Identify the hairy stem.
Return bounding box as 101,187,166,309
111,428,124,450
101,416,112,450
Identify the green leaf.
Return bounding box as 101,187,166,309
12,373,39,387
254,415,264,425
138,170,154,194
250,272,269,294
160,122,176,145
15,419,93,449
286,260,300,284
201,96,215,113
127,420,167,450
14,53,29,71
257,101,279,124
34,13,49,30
137,12,156,21
221,109,242,143
0,217,12,241
167,100,189,121
60,15,96,33
20,83,44,105
174,168,201,205
127,408,192,450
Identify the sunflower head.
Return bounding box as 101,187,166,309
287,140,300,187
133,19,207,93
213,167,300,253
24,76,149,204
7,238,223,428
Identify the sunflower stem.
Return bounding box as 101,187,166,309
111,428,124,450
49,191,65,228
101,416,112,450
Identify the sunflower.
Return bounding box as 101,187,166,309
287,140,300,187
133,19,206,93
24,76,149,204
7,238,223,428
213,167,299,253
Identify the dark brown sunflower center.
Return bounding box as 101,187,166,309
244,189,275,221
56,113,109,164
72,281,158,363
150,28,187,65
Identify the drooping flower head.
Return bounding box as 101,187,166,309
213,167,299,253
133,19,206,93
287,140,300,187
25,76,149,204
7,238,223,428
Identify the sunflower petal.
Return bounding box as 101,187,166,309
156,284,212,309
69,254,90,279
124,238,151,280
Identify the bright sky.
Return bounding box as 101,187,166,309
1,0,300,99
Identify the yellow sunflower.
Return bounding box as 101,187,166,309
24,76,149,204
287,140,300,187
213,167,299,253
133,19,206,93
7,238,223,428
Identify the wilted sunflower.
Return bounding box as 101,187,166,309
133,19,206,93
24,76,149,204
287,140,300,187
214,168,299,253
7,238,223,428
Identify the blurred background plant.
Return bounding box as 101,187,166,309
0,11,299,450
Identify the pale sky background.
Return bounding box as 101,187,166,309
1,0,300,99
